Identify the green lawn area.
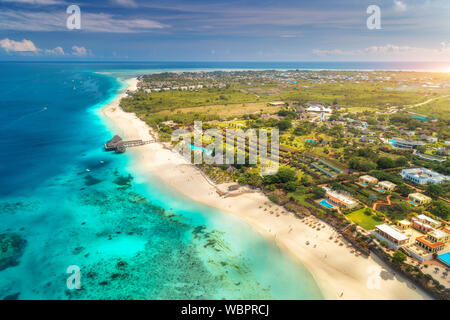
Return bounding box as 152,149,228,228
288,191,325,214
411,96,450,121
346,209,382,230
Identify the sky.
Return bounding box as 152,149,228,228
0,0,449,61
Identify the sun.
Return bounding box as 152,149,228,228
439,65,450,73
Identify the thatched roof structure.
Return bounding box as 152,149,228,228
115,142,126,153
105,135,123,150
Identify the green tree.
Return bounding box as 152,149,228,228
417,145,427,153
277,119,292,131
276,167,297,183
350,158,377,172
397,184,414,196
396,202,411,214
425,184,443,199
330,182,345,191
377,156,395,169
392,250,407,265
312,187,326,199
301,175,312,186
263,174,280,185
238,176,247,185
430,200,450,220
284,181,298,192
394,156,408,167
246,173,263,187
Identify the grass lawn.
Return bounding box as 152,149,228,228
411,96,450,121
346,208,382,230
288,191,325,214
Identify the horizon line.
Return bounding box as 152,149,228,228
1,60,450,63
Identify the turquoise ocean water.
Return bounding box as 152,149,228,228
0,62,326,299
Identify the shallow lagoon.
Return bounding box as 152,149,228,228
0,63,323,300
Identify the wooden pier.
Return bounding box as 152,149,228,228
105,135,153,153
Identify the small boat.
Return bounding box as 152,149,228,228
86,169,91,172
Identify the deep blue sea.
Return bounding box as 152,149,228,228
0,62,329,300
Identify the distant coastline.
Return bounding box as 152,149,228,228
3,60,449,73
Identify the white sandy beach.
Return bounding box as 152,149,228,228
101,77,431,300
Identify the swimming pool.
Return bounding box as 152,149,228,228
318,199,335,209
189,144,213,155
378,188,385,193
409,201,418,206
412,115,428,121
411,115,435,122
438,252,450,267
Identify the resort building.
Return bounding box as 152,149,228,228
397,220,412,230
416,214,441,228
415,153,446,163
408,193,432,206
322,187,358,209
358,175,378,186
444,226,450,235
400,168,449,185
415,232,446,254
374,224,410,250
377,181,397,192
268,101,285,106
306,104,332,113
437,147,450,156
104,135,123,151
392,138,425,150
411,217,434,233
428,229,449,244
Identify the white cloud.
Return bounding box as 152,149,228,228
0,0,65,5
45,46,64,55
112,0,137,7
440,41,450,52
0,38,86,56
0,9,168,33
0,38,38,52
71,45,90,56
394,0,407,12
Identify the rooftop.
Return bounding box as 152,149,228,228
416,236,445,249
429,229,447,239
417,214,440,226
393,138,425,146
322,187,358,207
411,218,432,230
378,180,397,188
402,168,449,183
376,224,409,242
409,193,432,202
359,175,378,183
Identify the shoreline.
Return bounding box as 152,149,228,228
99,77,432,300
